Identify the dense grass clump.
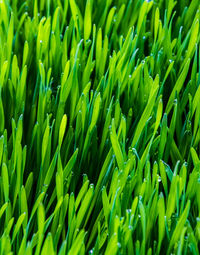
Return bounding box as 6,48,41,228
0,0,200,254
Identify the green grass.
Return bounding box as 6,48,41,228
0,0,200,254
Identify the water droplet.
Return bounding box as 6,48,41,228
129,75,132,78
143,36,146,40
117,242,121,248
40,40,43,44
138,214,141,218
157,175,161,182
89,249,93,254
128,225,133,230
169,59,173,63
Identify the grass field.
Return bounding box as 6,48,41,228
0,0,200,254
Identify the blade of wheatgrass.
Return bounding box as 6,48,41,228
69,0,83,29
110,119,124,170
2,163,9,202
68,230,85,255
157,193,165,254
58,114,67,147
76,184,94,229
41,233,55,255
84,0,92,42
105,6,116,35
167,201,190,255
20,186,28,227
12,213,26,243
166,59,190,114
0,202,8,219
131,75,159,148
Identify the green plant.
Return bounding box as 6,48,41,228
0,0,200,254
